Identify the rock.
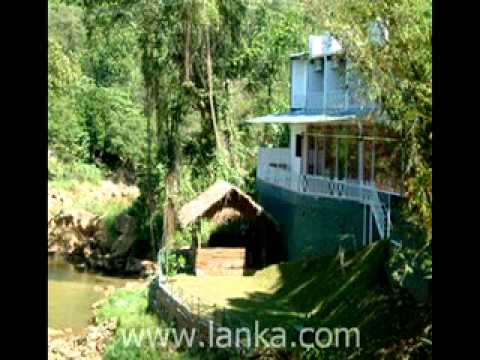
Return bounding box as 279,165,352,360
91,299,105,310
93,285,104,293
104,285,115,297
62,229,85,254
94,231,110,253
125,257,143,274
48,243,60,254
125,281,146,290
49,317,118,360
74,263,87,271
114,213,134,234
110,232,136,258
83,246,93,258
140,260,157,277
48,327,64,338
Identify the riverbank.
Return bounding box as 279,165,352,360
48,280,148,360
48,166,157,277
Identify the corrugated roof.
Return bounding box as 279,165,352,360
246,113,358,125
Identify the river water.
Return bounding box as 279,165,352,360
48,255,127,333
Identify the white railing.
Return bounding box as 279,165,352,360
257,161,388,240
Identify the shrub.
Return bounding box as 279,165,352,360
48,156,104,185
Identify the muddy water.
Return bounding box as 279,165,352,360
48,255,127,333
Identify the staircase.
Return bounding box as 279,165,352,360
369,190,391,241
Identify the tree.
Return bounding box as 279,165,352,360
312,0,432,241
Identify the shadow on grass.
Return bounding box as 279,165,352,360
210,241,430,357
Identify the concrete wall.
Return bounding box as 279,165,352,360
256,180,380,260
291,59,308,109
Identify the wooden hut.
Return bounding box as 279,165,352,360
177,181,282,276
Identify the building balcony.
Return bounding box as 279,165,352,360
257,147,381,203
256,147,396,240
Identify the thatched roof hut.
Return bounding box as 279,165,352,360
177,180,266,229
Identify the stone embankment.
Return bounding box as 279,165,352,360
48,181,156,277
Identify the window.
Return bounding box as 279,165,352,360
295,134,303,157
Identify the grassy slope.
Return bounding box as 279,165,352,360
172,241,430,357
96,242,430,359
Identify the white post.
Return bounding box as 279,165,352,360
335,137,339,179
369,207,373,244
358,123,364,184
344,58,349,110
358,140,364,184
302,129,308,175
363,203,367,246
387,194,391,238
321,138,326,176
345,140,348,180
323,55,328,111
371,141,376,186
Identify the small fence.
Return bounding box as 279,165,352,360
149,277,309,352
149,277,258,351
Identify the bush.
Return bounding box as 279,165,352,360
48,94,89,162
158,249,192,276
172,219,217,249
48,156,104,185
387,244,432,303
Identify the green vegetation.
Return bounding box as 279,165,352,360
49,0,312,259
48,0,432,258
49,155,104,186
96,242,429,358
97,288,173,360
48,156,134,222
313,0,432,241
97,288,234,360
49,0,432,357
170,241,431,358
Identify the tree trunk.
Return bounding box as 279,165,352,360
144,86,156,255
205,27,222,153
184,7,192,83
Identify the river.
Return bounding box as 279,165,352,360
48,255,128,334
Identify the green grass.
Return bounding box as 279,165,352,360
170,241,430,358
97,288,171,360
49,156,104,185
81,199,130,218
49,156,134,217
97,288,234,360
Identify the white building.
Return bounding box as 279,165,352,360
248,35,403,258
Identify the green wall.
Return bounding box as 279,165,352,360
256,180,380,260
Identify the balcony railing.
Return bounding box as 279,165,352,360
256,148,390,240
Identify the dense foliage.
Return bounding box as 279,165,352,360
312,0,432,242
48,1,147,176
49,0,432,255
49,0,432,357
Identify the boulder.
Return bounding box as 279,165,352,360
61,229,85,254
125,257,143,274
114,213,135,234
48,327,64,338
93,231,110,253
140,260,157,277
110,227,136,258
